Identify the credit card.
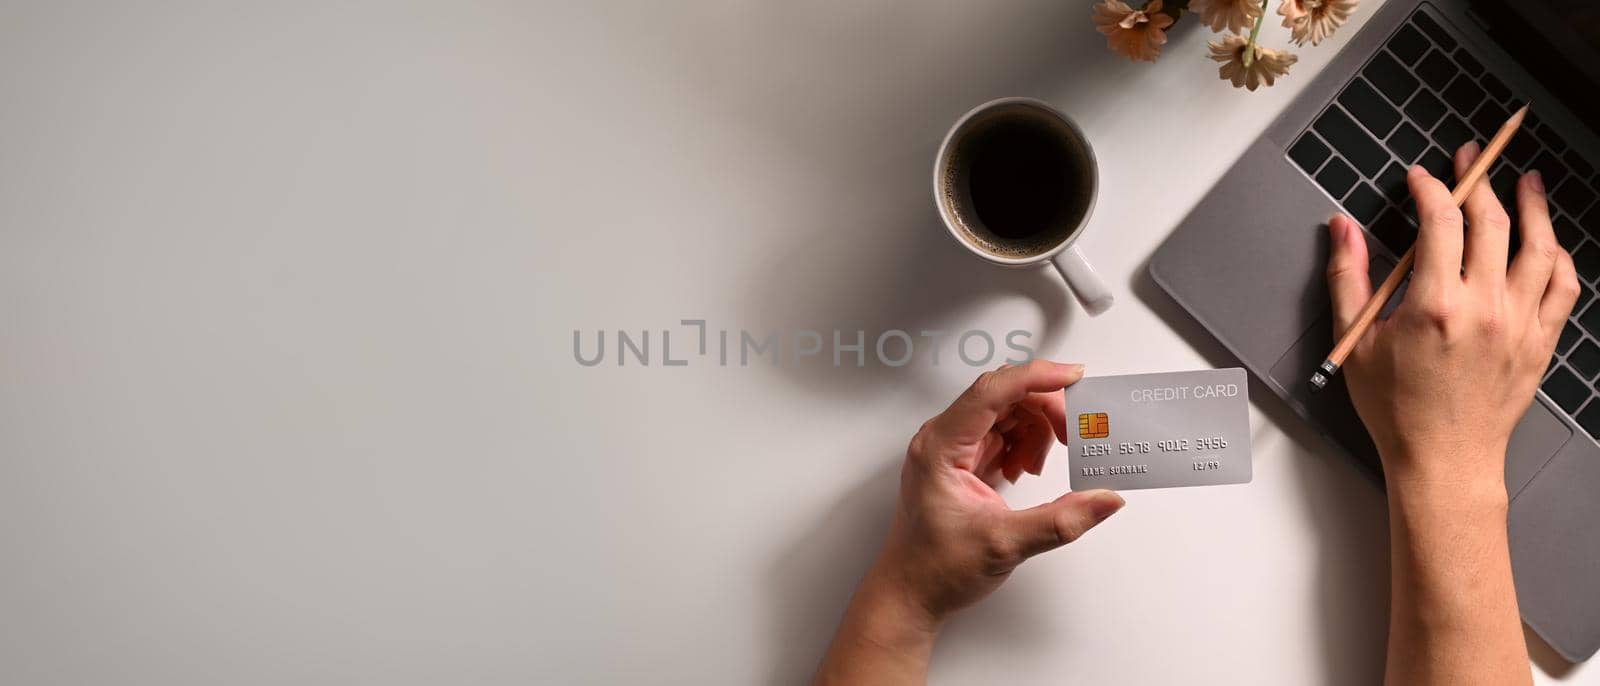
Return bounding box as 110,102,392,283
1066,368,1251,491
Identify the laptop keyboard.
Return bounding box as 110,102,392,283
1286,6,1600,437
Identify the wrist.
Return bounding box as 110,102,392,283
850,560,944,645
1379,439,1508,493
1384,464,1510,525
1387,477,1509,517
814,558,942,685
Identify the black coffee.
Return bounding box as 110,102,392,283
941,106,1094,258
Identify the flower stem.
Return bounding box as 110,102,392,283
1241,0,1269,68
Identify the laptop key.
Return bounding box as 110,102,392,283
1583,301,1600,338
1531,149,1572,190
1440,75,1487,117
1566,151,1595,178
1503,133,1540,169
1559,321,1583,354
1577,242,1600,284
1556,217,1585,251
1289,134,1331,174
1315,107,1389,177
1573,340,1600,380
1556,180,1596,218
1316,157,1359,199
1452,48,1484,77
1339,78,1401,137
1412,13,1457,51
1363,52,1418,105
1543,365,1590,414
1479,72,1512,103
1585,205,1600,237
1433,113,1474,153
1344,183,1386,225
1469,101,1510,141
1404,90,1447,130
1386,121,1427,163
1376,161,1409,202
1370,208,1417,254
1580,281,1597,313
1414,50,1458,92
1576,402,1600,438
1417,147,1452,184
1536,126,1567,154
1387,25,1430,63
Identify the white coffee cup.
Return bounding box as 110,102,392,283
932,97,1113,315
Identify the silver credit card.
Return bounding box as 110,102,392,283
1066,368,1252,491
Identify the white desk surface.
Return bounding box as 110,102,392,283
0,1,1591,684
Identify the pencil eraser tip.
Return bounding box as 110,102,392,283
1307,372,1328,393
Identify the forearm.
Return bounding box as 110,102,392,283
1382,454,1530,686
813,563,941,686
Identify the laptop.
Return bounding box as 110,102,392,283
1150,0,1600,662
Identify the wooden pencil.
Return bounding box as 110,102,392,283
1308,103,1530,393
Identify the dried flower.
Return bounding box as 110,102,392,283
1209,34,1298,90
1277,0,1309,25
1093,0,1176,63
1190,0,1265,34
1278,0,1359,46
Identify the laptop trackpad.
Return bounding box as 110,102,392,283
1504,400,1574,499
1267,311,1383,473
1265,265,1571,496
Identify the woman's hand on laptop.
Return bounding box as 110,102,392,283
1327,141,1566,686
813,360,1124,685
1326,141,1579,488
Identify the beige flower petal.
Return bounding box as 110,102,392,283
1209,34,1298,91
1192,0,1265,34
1277,0,1309,28
1285,0,1359,46
1093,0,1175,62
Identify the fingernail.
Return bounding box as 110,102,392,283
1328,215,1346,241
1529,170,1545,193
1464,141,1481,156
1087,490,1125,522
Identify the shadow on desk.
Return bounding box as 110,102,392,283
766,458,1070,685
1529,624,1580,679
1133,261,1392,684
766,458,900,684
689,0,1186,401
739,218,1075,401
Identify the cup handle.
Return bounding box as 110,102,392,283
1051,244,1114,315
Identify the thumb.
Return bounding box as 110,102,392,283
1326,214,1373,339
1008,489,1125,560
